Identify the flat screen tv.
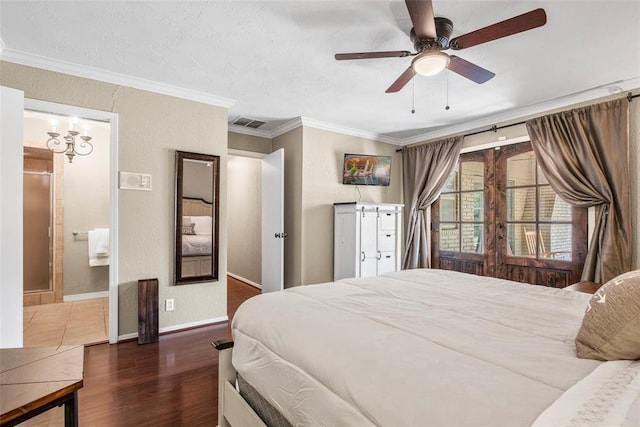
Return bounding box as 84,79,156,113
342,154,391,186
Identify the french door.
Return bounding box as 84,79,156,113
431,142,587,288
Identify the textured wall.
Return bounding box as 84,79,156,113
1,61,229,336
227,155,262,284
301,126,402,285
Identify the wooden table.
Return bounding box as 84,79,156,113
565,281,602,294
0,345,84,426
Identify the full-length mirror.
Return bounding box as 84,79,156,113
175,151,220,285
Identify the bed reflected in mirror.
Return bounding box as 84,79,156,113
175,151,220,285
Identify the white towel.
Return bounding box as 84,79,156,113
88,228,110,266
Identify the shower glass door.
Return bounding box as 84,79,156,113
23,172,53,292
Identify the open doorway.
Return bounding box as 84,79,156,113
227,148,284,294
22,110,111,346
227,153,263,288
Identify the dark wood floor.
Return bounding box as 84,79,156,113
76,277,260,426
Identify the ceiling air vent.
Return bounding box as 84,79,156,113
232,117,265,129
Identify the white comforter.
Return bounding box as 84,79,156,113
232,269,602,426
181,233,212,256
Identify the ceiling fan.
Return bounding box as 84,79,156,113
335,0,547,93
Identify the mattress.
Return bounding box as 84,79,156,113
231,269,603,426
181,233,212,256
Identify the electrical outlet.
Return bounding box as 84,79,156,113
165,299,175,311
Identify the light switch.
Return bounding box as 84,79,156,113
119,172,152,191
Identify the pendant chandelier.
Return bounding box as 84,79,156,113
46,120,93,163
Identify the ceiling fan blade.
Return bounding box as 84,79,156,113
447,56,495,84
405,0,436,39
449,8,547,50
335,51,412,60
385,67,416,93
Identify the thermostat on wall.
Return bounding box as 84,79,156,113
119,171,152,191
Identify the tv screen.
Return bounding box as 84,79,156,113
342,154,391,186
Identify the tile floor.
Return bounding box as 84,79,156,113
23,297,109,347
16,299,108,426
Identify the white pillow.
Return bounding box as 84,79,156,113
190,216,212,235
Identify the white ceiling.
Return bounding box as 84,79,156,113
1,1,639,144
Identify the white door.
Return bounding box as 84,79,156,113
261,149,284,293
0,86,25,348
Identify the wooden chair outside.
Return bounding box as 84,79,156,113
524,228,568,259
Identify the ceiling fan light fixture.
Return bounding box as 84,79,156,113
412,51,450,76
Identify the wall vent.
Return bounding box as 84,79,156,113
232,117,266,129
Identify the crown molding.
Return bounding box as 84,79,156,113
251,75,637,145
6,45,636,147
299,116,402,145
270,117,303,138
228,124,272,138
0,48,236,108
400,76,640,145
228,117,302,140
235,116,405,145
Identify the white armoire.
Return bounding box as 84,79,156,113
334,202,403,280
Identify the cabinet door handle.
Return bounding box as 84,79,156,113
386,234,391,237
361,251,366,262
377,251,382,260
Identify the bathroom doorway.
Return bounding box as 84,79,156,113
22,110,111,347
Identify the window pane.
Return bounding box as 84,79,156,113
539,224,572,261
507,152,536,187
539,186,571,221
442,164,459,193
439,193,458,222
462,224,483,254
507,223,536,257
506,188,536,221
461,191,483,221
461,161,484,191
440,226,459,252
537,164,548,185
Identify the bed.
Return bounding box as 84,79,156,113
182,233,212,256
216,269,640,426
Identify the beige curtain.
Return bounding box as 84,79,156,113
526,99,630,283
402,137,463,269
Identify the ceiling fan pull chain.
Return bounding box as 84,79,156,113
411,79,416,114
445,70,450,111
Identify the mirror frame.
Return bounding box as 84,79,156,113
174,150,220,285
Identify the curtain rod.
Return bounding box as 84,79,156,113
396,92,638,152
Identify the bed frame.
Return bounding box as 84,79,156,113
183,197,213,217
212,340,266,427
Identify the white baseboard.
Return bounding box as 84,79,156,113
160,316,229,333
64,291,109,302
117,332,138,341
117,315,229,342
228,273,262,290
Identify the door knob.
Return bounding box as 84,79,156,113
274,232,288,238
